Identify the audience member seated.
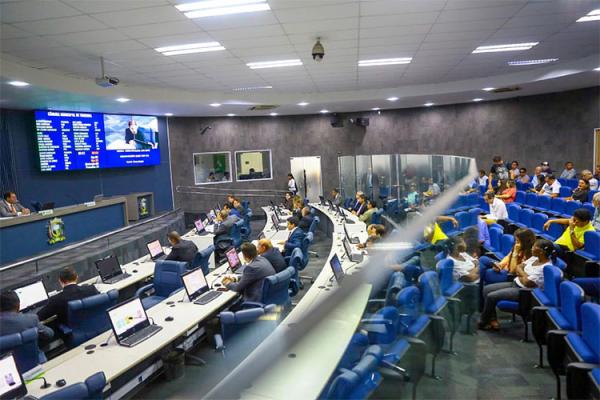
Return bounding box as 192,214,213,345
537,174,561,198
292,197,304,220
406,183,420,208
0,191,30,217
226,194,235,209
592,192,600,230
37,267,99,326
358,224,385,249
509,161,520,179
496,179,516,203
298,207,314,232
479,239,555,330
530,166,545,191
516,168,530,184
351,193,367,216
232,198,246,217
283,192,294,211
490,156,509,181
359,200,377,224
348,191,364,212
482,191,508,223
445,237,480,283
257,239,287,273
559,161,577,179
222,243,275,303
566,179,590,203
540,161,552,175
479,228,536,284
477,214,491,249
330,188,343,207
595,165,600,180
424,216,458,246
165,231,198,264
279,217,305,257
0,291,53,341
544,208,594,253
213,209,240,260
582,169,599,190
224,202,242,218
422,177,441,199
471,169,488,188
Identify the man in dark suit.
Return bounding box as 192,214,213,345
279,217,305,257
166,231,198,264
298,207,314,233
330,188,343,207
37,267,99,325
213,209,241,261
124,120,137,144
0,290,54,340
257,238,287,273
348,191,364,212
222,243,275,303
352,194,367,216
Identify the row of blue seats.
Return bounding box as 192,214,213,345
514,191,596,215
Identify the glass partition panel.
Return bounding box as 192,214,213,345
338,156,356,201
371,154,394,203
235,150,272,181
193,151,232,184
355,155,373,198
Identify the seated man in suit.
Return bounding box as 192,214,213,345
166,231,198,264
222,243,275,303
213,209,240,261
1,191,30,217
37,267,99,326
359,199,378,224
348,191,364,212
279,217,305,257
351,194,367,216
330,188,343,207
298,207,314,232
257,239,287,273
0,290,54,341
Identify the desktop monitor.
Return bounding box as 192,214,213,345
0,353,26,400
225,248,241,272
319,195,325,205
258,232,266,240
95,255,123,282
329,254,344,283
209,210,217,220
271,213,280,228
343,238,353,260
327,199,334,210
182,267,209,301
13,281,49,312
146,240,164,259
107,297,151,344
194,218,205,234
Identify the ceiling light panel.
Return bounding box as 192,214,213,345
358,57,412,67
176,0,270,18
246,59,303,69
472,42,538,53
576,9,600,22
155,41,225,56
508,58,558,66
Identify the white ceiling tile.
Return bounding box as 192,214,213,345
231,45,297,58
91,6,186,28
360,0,446,16
0,0,81,23
64,0,168,14
0,23,34,39
207,25,285,41
361,12,439,28
360,25,431,39
429,18,509,34
436,4,524,23
192,12,279,30
273,3,358,23
287,29,357,45
444,0,527,10
1,36,64,52
73,40,148,56
282,17,358,35
137,32,215,48
224,36,291,50
14,15,107,35
118,20,203,39
50,29,129,46
425,30,497,43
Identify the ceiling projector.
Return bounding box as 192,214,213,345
95,76,119,87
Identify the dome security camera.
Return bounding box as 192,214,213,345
312,39,324,62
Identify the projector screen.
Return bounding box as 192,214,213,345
35,110,161,171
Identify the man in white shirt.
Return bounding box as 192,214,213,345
582,169,599,191
537,175,561,198
484,191,508,221
559,161,577,180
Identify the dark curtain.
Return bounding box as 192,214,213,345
0,109,18,194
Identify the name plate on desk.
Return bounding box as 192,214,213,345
39,209,54,216
84,201,96,207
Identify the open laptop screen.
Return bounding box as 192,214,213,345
329,254,344,283
225,248,241,272
146,240,164,259
107,297,150,343
13,281,48,312
95,255,123,282
0,353,26,400
182,267,209,301
194,218,205,233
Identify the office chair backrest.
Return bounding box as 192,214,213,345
395,286,421,333
219,307,265,343
30,201,42,212
547,222,565,240
542,266,563,307
192,245,215,274
518,208,534,227
525,192,538,208
326,345,383,400
537,195,551,210
550,197,566,214
152,260,186,298
309,216,320,234
559,281,585,331
419,271,445,315
231,220,244,247
261,266,295,306
489,227,503,251
66,289,119,347
559,186,572,198
40,371,106,400
301,232,312,267
371,209,383,225
532,213,549,232
0,327,40,374
564,200,581,217
581,303,600,360
467,208,480,226
500,234,515,257
582,231,600,259
437,258,459,297
384,271,406,307
288,248,303,271
507,203,520,222
242,200,250,210
515,191,526,204
455,211,470,230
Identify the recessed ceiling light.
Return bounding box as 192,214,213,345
116,97,130,103
358,57,412,67
386,97,399,102
424,102,434,107
176,0,270,19
209,103,221,107
482,87,495,91
269,112,278,116
473,42,539,53
7,80,29,87
227,113,236,117
155,41,225,56
594,67,600,71
164,113,174,116
577,9,600,22
508,58,558,66
371,107,381,111
246,59,302,69
320,109,329,114
232,85,272,91
297,102,309,106
472,98,483,102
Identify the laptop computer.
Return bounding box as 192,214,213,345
343,238,356,262
329,254,345,284
13,280,48,313
182,267,222,305
271,213,283,231
337,205,355,224
194,218,207,235
40,202,54,211
146,239,166,260
95,255,131,284
0,353,27,400
319,195,326,206
344,223,361,244
327,199,334,210
225,248,242,273
258,232,266,240
107,297,162,347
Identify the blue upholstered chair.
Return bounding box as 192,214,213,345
231,219,244,248
530,212,549,235
562,200,582,218
243,266,295,308
525,192,539,209
539,221,565,241
549,197,567,216
515,190,526,204
575,231,600,262
40,372,106,400
559,186,573,198
0,328,44,374
506,203,521,224
191,245,215,275
371,209,384,225
484,227,503,254
325,346,384,400
308,215,320,234
61,289,119,348
537,195,552,212
240,208,253,241
514,208,534,229
135,260,187,309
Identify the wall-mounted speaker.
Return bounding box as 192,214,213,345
330,114,344,128
355,118,369,127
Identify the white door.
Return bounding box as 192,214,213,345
290,156,323,202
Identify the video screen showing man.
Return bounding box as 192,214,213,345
104,115,159,151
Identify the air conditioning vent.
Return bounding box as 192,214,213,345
492,86,520,93
248,105,279,111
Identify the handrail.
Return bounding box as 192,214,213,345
175,185,288,194
0,208,182,272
